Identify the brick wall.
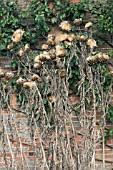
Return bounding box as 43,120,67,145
70,93,113,169
0,57,113,169
1,0,113,169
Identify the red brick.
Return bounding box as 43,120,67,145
95,145,102,149
95,154,103,159
69,94,80,103
51,131,56,136
105,145,112,150
96,150,103,154
26,156,36,160
16,157,22,162
20,137,26,142
10,95,18,106
48,154,52,161
35,138,41,147
70,0,81,3
4,110,9,114
75,135,83,141
106,139,113,145
105,149,113,154
105,164,113,169
6,153,11,157
0,157,3,162
105,154,113,159
23,152,28,156
75,127,81,131
86,111,92,115
13,142,20,147
0,162,7,167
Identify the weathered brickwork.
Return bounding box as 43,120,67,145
1,0,113,169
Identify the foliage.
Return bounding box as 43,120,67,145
88,0,113,34
107,105,113,123
0,0,88,56
28,0,87,41
0,19,105,169
0,0,27,56
1,0,113,54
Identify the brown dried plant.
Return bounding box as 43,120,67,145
0,20,111,170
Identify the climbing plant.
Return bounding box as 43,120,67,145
0,0,89,56
1,0,113,54
29,0,87,39
0,16,112,169
0,0,27,56
0,1,113,168
88,0,113,35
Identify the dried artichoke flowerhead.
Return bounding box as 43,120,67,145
12,29,25,43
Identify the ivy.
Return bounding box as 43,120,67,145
29,0,88,35
89,0,113,34
0,0,29,56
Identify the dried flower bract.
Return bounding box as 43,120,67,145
86,55,97,65
34,56,41,63
49,49,56,59
34,63,42,69
48,96,56,103
23,81,36,88
85,22,92,29
0,69,5,77
67,33,75,42
55,45,66,58
12,29,25,43
41,44,49,50
7,43,14,50
40,51,51,61
55,33,68,44
47,34,55,45
86,52,110,65
5,72,14,80
24,44,30,52
87,39,97,48
59,69,66,78
16,77,25,85
18,48,24,57
31,74,40,81
59,21,71,31
103,53,109,60
74,18,82,25
75,35,87,41
65,41,72,47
